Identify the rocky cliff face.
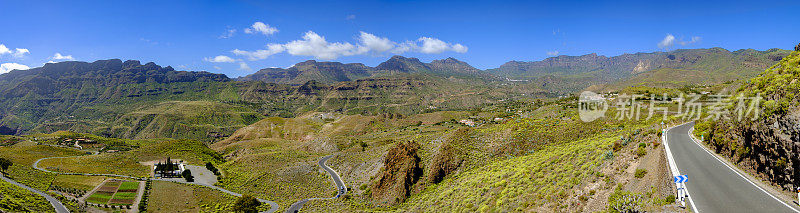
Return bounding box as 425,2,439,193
697,47,800,191
371,140,422,205
425,128,470,184
238,60,371,85
0,59,228,87
703,113,800,190
488,48,789,84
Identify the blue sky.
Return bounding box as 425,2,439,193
1,0,798,77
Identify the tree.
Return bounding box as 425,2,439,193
182,169,194,182
233,194,261,213
0,158,12,173
205,162,220,175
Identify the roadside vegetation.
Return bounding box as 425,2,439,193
0,180,54,212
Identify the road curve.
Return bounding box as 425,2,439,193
33,155,280,213
665,122,800,213
285,155,347,213
0,173,70,213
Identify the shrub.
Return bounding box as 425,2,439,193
638,142,646,148
776,158,788,169
603,151,614,160
636,147,647,157
607,187,643,213
233,194,261,213
665,194,675,203
0,157,11,173
634,169,647,178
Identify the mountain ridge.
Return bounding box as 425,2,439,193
236,55,491,85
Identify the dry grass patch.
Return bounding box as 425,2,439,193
52,175,106,191
147,181,237,212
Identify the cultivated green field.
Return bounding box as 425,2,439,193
87,192,113,204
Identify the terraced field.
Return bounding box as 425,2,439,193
87,180,140,206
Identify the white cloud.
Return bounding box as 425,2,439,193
658,34,676,49
12,48,29,58
52,53,74,60
0,63,30,74
0,44,10,55
244,22,278,36
232,43,285,61
547,50,559,56
451,43,468,53
346,14,356,20
213,66,221,70
418,37,467,54
224,31,467,61
0,44,30,57
219,28,236,39
679,36,702,45
391,41,415,54
658,34,701,49
204,55,236,63
238,62,251,71
284,31,359,60
357,31,395,54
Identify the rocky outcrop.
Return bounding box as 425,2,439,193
700,48,800,191
371,140,422,205
487,48,790,88
706,110,800,190
426,128,470,184
238,60,372,85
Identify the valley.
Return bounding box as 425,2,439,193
1,38,798,212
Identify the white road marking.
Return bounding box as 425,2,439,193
663,123,700,212
686,127,800,213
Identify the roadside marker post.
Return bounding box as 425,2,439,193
674,175,688,207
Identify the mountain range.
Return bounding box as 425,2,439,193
237,55,490,84
0,47,790,140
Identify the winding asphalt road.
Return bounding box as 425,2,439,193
665,122,800,212
0,173,70,213
284,155,347,213
32,155,280,213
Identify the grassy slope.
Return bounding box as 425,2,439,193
38,138,223,178
0,141,84,190
401,134,615,212
52,175,106,191
0,180,55,213
147,181,239,213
